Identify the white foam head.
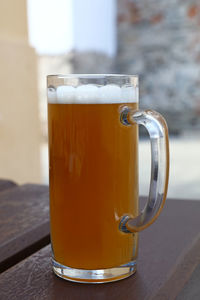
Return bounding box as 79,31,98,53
48,84,138,104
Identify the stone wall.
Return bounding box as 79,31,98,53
41,0,200,134
117,0,200,133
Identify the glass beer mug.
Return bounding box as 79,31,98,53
47,74,169,283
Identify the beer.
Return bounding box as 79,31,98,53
48,85,139,270
47,76,170,283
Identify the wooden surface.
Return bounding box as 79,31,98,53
1,197,200,300
176,260,200,300
0,183,50,272
0,178,17,191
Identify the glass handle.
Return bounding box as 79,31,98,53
119,108,170,233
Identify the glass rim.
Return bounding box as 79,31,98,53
47,74,138,80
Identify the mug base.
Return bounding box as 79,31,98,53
52,259,137,283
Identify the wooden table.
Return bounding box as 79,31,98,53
0,180,200,300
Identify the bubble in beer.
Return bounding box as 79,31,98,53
48,86,57,103
57,86,75,103
99,85,121,102
75,85,99,103
121,86,135,103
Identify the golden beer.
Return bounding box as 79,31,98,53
48,101,139,270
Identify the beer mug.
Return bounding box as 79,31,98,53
47,74,169,283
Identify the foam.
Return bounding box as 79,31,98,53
47,87,57,103
57,86,75,103
48,84,138,104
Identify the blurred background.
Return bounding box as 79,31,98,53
0,0,199,199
